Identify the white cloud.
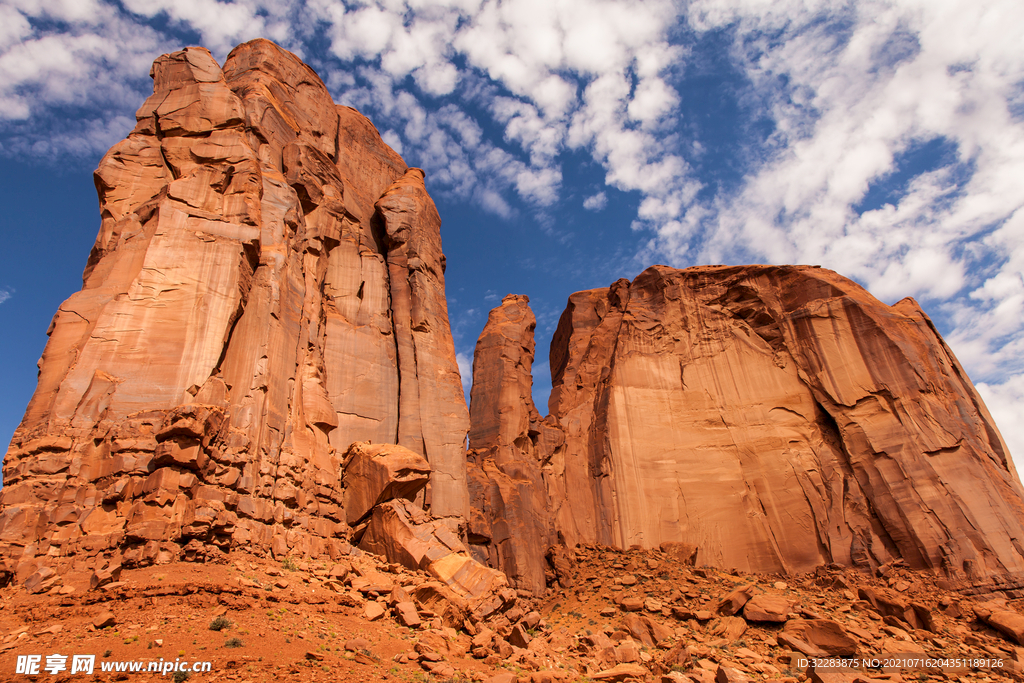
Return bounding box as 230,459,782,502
0,6,31,53
120,0,273,55
668,0,1024,466
0,0,690,224
0,289,12,305
381,129,404,155
311,0,690,223
583,191,607,211
7,0,110,25
2,0,1024,466
684,1,1024,285
977,376,1024,469
627,77,679,125
456,350,473,402
0,2,176,159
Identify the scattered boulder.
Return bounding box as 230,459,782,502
623,613,654,647
89,564,123,591
483,673,517,683
24,567,60,595
715,666,751,683
614,639,640,663
364,601,386,621
410,582,468,629
93,611,117,629
509,623,532,648
621,597,644,612
778,619,858,657
661,641,690,668
742,594,792,622
716,585,755,616
709,616,747,640
590,663,650,681
975,601,1024,645
345,637,371,652
623,613,672,648
660,673,692,683
343,442,431,525
422,661,456,678
857,586,934,632
394,602,421,628
660,542,698,566
679,671,715,683
359,498,510,617
645,617,673,647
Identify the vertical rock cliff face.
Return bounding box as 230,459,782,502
540,265,1024,580
465,295,560,594
0,40,469,582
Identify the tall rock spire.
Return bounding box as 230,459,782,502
0,40,469,584
466,295,560,594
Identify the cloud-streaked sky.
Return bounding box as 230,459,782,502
1,0,1023,467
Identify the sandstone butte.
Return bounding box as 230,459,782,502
3,39,1024,609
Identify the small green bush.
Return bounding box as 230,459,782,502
209,616,231,631
224,637,243,648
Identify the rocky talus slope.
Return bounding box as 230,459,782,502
0,546,1022,682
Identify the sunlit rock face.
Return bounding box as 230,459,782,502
0,39,469,583
538,264,1024,581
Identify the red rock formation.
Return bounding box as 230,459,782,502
342,442,431,526
4,39,1022,599
0,40,468,584
468,295,540,454
542,265,1024,580
466,295,558,594
358,498,511,619
378,172,471,520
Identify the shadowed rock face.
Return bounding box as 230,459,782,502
0,40,468,583
539,264,1024,580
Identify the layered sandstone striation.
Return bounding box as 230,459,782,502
465,295,560,595
0,41,469,585
537,264,1024,580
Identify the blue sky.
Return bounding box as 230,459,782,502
2,0,1024,469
